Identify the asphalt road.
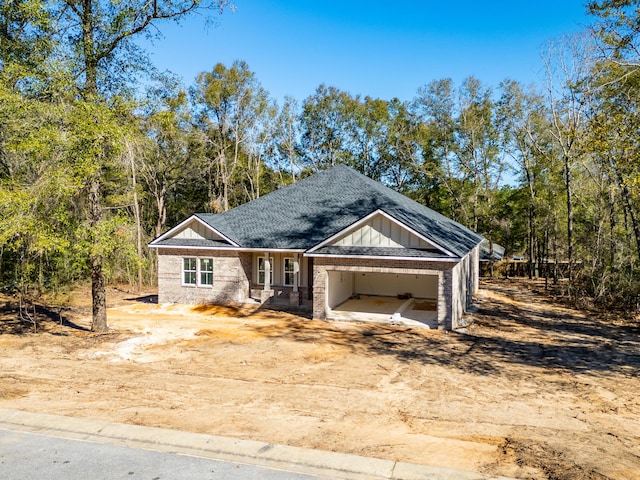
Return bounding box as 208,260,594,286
0,410,512,480
0,429,327,480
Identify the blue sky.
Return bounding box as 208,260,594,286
143,1,593,104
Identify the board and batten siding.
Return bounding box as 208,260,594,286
332,213,434,249
174,220,226,241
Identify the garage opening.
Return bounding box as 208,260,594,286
326,271,439,328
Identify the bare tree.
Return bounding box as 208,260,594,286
541,33,597,287
193,61,269,211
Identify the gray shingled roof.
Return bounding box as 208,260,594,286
188,165,482,257
152,238,236,249
311,246,452,259
480,240,505,261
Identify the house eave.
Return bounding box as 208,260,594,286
148,244,306,253
305,253,461,263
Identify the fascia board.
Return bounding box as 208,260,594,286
148,244,306,253
305,253,460,263
236,248,306,253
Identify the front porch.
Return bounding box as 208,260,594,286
248,251,312,309
250,285,313,309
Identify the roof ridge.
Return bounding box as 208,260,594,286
168,165,482,255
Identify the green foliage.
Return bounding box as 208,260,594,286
300,84,352,170
192,60,271,211
140,80,198,235
0,60,141,295
269,96,303,182
0,0,53,76
74,212,140,282
588,0,640,63
299,85,422,193
3,0,640,319
0,81,81,291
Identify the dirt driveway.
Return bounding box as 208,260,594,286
1,279,639,479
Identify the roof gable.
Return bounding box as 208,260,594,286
309,210,453,256
149,215,238,248
174,219,226,241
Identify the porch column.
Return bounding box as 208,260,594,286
261,252,273,305
293,253,299,293
290,253,300,307
264,253,271,291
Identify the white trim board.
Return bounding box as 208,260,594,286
305,253,460,263
148,244,306,253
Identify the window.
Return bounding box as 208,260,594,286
284,258,294,286
183,257,213,286
257,257,273,285
183,258,197,285
200,258,213,286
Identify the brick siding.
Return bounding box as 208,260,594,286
157,249,251,305
157,248,479,331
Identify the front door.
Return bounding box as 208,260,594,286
307,257,314,300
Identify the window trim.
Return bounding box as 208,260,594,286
199,258,214,286
183,257,197,286
283,257,294,286
182,256,214,287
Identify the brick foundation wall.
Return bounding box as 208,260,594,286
250,285,312,307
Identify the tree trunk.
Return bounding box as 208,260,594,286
289,146,297,182
223,176,229,211
553,216,559,285
544,225,549,290
472,177,479,232
609,183,616,267
154,185,167,238
89,177,107,332
609,160,640,262
80,1,107,331
564,154,574,287
129,149,143,292
528,204,535,279
81,0,98,99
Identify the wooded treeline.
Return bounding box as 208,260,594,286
2,1,640,329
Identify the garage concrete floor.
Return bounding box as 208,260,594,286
329,295,438,329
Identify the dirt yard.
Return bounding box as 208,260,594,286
1,279,639,479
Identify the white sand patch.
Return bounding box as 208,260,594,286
90,327,198,363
